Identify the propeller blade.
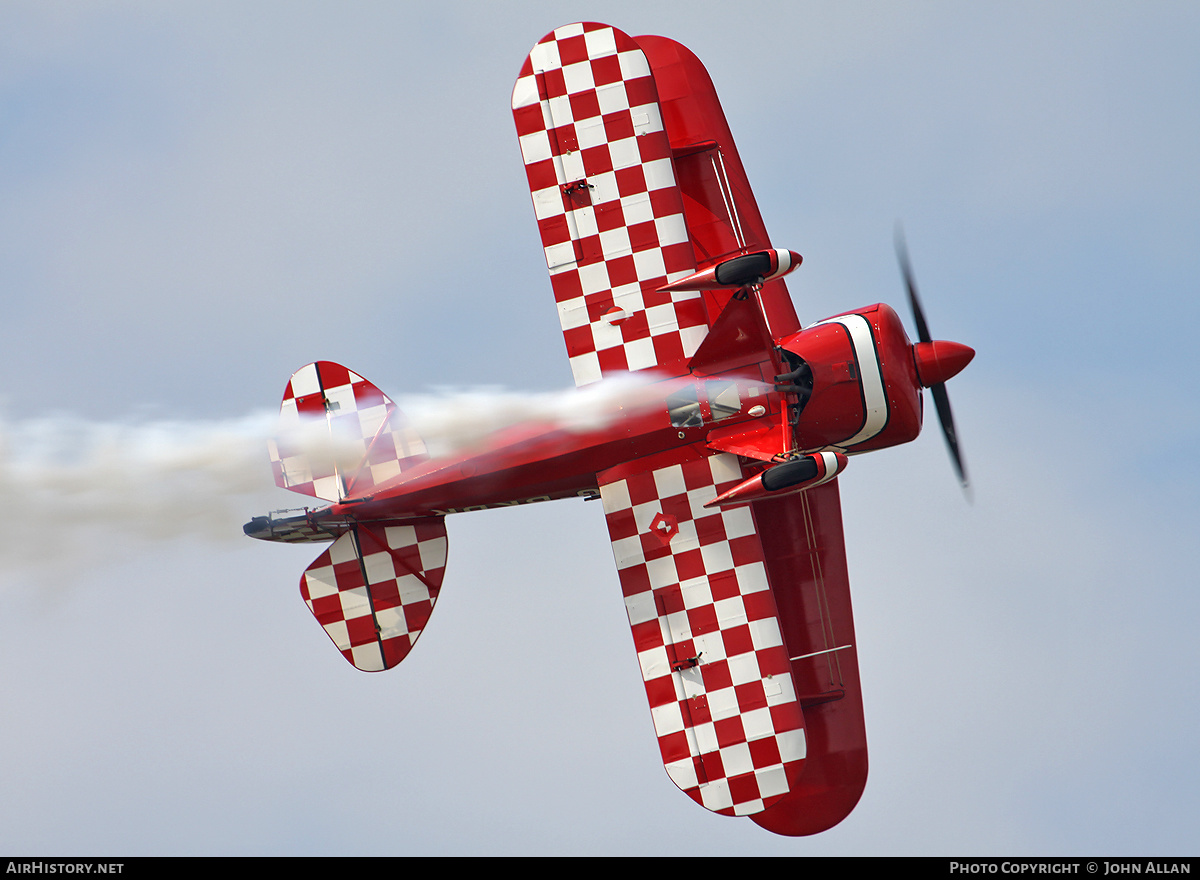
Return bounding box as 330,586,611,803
895,226,931,344
930,382,969,492
895,226,970,495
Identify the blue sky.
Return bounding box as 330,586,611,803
1,1,1197,855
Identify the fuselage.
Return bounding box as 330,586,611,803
327,369,778,517
323,299,965,522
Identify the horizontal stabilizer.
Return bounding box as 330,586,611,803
269,361,428,502
301,518,448,672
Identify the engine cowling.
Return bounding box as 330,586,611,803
777,303,923,453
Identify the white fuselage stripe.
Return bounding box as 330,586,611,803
812,314,889,447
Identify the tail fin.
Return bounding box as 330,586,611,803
263,362,448,671
269,361,427,502
301,517,448,672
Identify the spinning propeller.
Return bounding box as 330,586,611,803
895,229,974,493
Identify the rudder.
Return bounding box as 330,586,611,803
269,361,427,502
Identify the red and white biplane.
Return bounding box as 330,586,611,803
245,22,973,836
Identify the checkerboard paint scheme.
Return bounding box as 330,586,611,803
301,519,449,672
598,448,807,815
270,361,429,502
513,22,711,386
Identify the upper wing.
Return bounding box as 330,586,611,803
633,33,801,340
598,446,867,827
513,23,707,386
512,24,803,386
598,447,807,816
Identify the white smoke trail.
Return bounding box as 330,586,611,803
395,373,663,457
0,411,280,584
0,375,669,584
